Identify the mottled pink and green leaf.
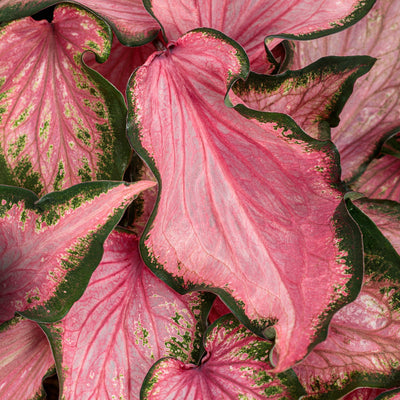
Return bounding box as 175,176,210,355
0,4,130,195
128,29,363,372
0,180,155,324
42,231,212,400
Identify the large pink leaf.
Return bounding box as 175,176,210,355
128,29,363,372
0,180,155,324
0,316,54,400
144,0,375,71
84,35,155,100
231,56,374,140
0,0,159,46
42,230,213,400
293,200,400,398
141,314,305,399
291,0,400,181
0,4,130,195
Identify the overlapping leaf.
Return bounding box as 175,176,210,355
0,0,159,46
141,314,305,399
291,0,400,181
42,230,213,400
0,4,130,195
144,0,375,71
343,388,387,400
0,316,54,400
376,389,400,400
84,35,155,100
293,199,400,398
128,29,363,372
0,180,155,324
231,56,374,140
351,133,400,202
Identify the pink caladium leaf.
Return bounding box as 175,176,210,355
0,179,155,324
351,133,400,202
293,199,400,398
343,388,387,400
144,0,375,72
231,56,375,140
128,28,364,372
141,314,306,399
84,35,155,101
41,230,214,400
0,3,131,195
290,0,400,182
0,0,159,46
0,316,54,400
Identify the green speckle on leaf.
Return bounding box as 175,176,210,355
78,157,92,182
39,120,50,140
87,40,100,52
76,127,91,146
8,134,26,159
12,106,32,127
53,161,65,191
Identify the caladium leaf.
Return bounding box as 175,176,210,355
144,0,375,72
0,3,131,195
351,133,400,202
84,35,155,101
0,0,159,46
0,316,54,400
343,388,387,400
41,230,214,400
290,0,400,182
141,314,305,399
128,29,363,372
293,199,400,398
0,179,155,324
231,56,375,140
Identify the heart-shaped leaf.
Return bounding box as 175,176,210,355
293,199,400,398
0,3,130,195
0,0,159,46
141,314,305,399
42,230,213,400
231,56,374,140
291,0,400,181
0,179,155,324
128,28,363,372
144,0,375,72
0,316,54,400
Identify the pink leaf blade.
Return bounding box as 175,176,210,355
0,180,156,324
293,200,400,398
84,35,155,101
0,4,130,195
343,388,388,400
141,314,306,399
41,230,213,400
376,389,400,400
144,0,375,72
290,0,400,181
128,29,363,372
0,316,54,400
0,0,159,46
231,55,375,140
